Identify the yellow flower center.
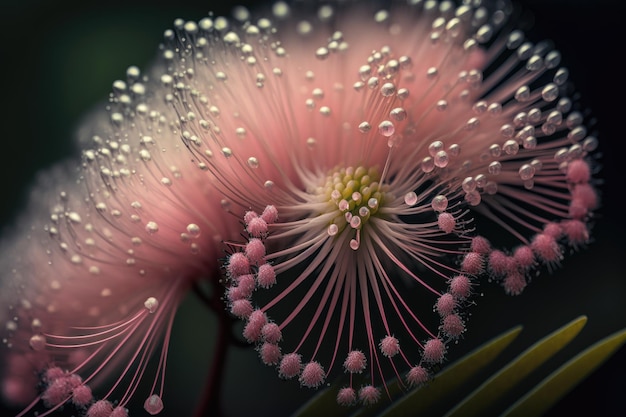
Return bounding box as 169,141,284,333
317,165,388,249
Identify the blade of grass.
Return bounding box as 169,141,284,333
502,327,626,417
443,316,587,417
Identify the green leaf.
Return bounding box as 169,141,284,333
502,327,626,417
376,325,523,417
443,315,588,417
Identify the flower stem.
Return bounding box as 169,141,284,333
193,283,231,417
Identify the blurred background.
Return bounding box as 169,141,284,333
0,0,624,416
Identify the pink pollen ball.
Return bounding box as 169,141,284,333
259,342,282,366
406,365,429,387
344,350,367,373
513,245,535,270
261,322,282,343
279,353,302,379
256,263,277,288
246,217,268,237
44,367,66,382
299,361,325,388
111,407,129,417
379,335,401,358
461,252,484,275
566,159,591,183
504,271,527,296
572,183,598,209
471,236,491,254
561,220,589,245
87,400,114,417
436,293,456,317
423,338,446,363
71,384,93,407
488,250,509,277
358,385,381,405
243,210,259,225
261,205,279,224
543,222,563,239
442,314,465,338
227,286,247,302
230,299,253,319
531,233,562,263
337,387,357,406
245,238,266,264
449,275,471,299
227,252,250,277
42,377,73,407
568,199,589,219
437,213,456,234
236,274,256,296
243,309,267,343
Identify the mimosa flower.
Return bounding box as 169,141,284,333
195,0,596,405
0,43,241,417
0,0,600,414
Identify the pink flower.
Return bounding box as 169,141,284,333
0,26,242,417
0,0,600,414
199,0,597,405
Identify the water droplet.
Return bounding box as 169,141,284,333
67,212,82,224
541,83,559,102
247,157,259,168
144,297,159,313
421,157,434,173
140,150,151,161
350,216,361,229
428,141,444,157
315,47,329,60
378,121,395,137
31,318,42,331
358,122,371,133
503,140,519,155
514,86,530,102
187,224,201,237
518,164,535,180
380,82,395,97
464,191,481,206
404,192,418,206
431,195,448,212
390,107,407,121
462,177,476,193
488,161,501,175
29,334,46,351
145,222,159,234
434,150,449,168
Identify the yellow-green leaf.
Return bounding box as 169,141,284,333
443,315,588,417
502,327,626,417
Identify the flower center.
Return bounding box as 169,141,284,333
317,165,388,250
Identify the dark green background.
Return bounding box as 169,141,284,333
0,0,624,416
